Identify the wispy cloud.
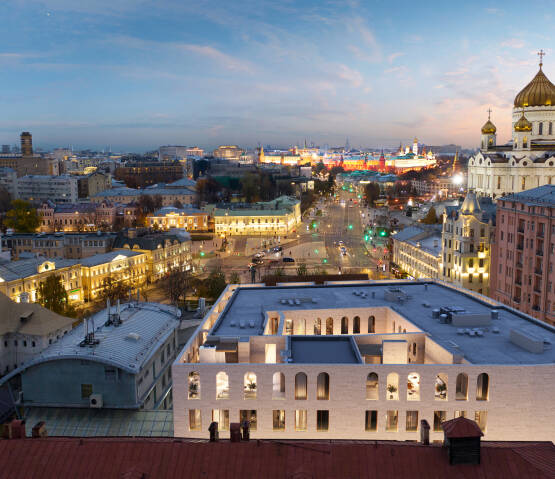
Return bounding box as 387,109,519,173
179,44,254,73
501,38,525,49
335,64,363,88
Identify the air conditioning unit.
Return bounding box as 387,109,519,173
89,394,103,408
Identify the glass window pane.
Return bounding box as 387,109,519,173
365,410,377,431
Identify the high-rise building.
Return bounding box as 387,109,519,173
490,185,555,325
20,131,33,157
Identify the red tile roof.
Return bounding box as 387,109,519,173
442,417,484,438
0,438,553,479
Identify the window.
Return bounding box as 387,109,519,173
366,373,379,400
433,411,447,431
386,373,399,400
216,372,229,399
475,411,488,432
435,373,448,400
326,317,333,335
353,316,360,334
454,411,467,418
476,373,489,401
189,409,201,431
273,372,285,399
368,315,375,333
341,316,348,334
456,373,468,400
406,411,419,432
407,372,420,400
81,384,93,399
273,410,285,431
314,318,321,335
317,410,329,431
244,372,257,399
212,409,229,431
239,410,257,431
295,410,307,431
317,372,329,400
365,410,377,431
386,410,398,432
295,372,307,400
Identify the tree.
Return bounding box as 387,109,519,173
314,162,327,175
421,206,440,224
163,267,190,304
364,183,381,207
240,173,260,203
193,268,227,301
4,199,40,233
296,263,308,276
229,272,240,284
38,274,76,317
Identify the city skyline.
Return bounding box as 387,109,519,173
0,0,552,151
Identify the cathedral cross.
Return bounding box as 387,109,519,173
538,49,545,67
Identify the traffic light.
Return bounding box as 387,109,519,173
379,229,387,237
314,249,319,254
364,235,369,241
200,251,205,257
348,224,353,230
322,258,328,264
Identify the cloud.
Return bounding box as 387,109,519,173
388,52,405,63
179,44,254,73
335,64,363,88
485,7,502,15
501,38,525,49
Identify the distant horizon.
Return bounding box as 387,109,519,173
1,0,551,150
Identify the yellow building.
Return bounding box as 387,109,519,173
113,231,192,282
0,257,83,304
148,207,210,232
80,250,148,302
211,196,301,236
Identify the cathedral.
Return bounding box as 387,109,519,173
468,51,555,198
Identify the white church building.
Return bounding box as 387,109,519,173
468,52,555,198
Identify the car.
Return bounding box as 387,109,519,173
340,247,347,255
338,241,345,246
257,251,266,257
273,246,283,252
282,257,295,262
252,256,264,264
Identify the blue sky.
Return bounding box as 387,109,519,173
0,0,552,151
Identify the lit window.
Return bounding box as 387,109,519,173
273,410,285,431
189,409,201,431
406,411,418,432
295,410,307,431
365,410,377,431
316,410,329,431
386,410,398,432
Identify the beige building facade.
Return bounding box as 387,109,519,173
392,226,441,279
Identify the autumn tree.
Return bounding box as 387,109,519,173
421,206,440,224
4,199,40,233
38,274,76,317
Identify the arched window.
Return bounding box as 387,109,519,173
386,373,399,400
368,316,375,333
366,372,378,400
456,373,468,400
317,372,329,400
273,372,285,399
188,371,200,399
523,136,528,148
476,373,489,401
326,317,333,335
407,372,420,400
435,373,448,400
295,372,307,400
216,371,229,399
539,122,543,135
341,317,348,334
412,342,416,356
244,372,257,399
314,318,321,335
353,316,360,334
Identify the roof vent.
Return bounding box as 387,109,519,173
126,332,141,341
510,328,544,353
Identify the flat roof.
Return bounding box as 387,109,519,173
290,337,361,364
209,281,555,365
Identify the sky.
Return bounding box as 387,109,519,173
0,0,553,152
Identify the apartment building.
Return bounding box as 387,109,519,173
440,193,496,296
173,280,555,442
1,302,181,410
211,196,301,236
392,226,442,279
491,185,555,326
17,175,78,204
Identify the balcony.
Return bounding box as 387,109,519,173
534,287,542,294
535,269,543,275
513,297,521,303
516,244,524,251
536,250,543,256
517,228,525,233
516,262,523,269
532,305,541,312
515,279,522,286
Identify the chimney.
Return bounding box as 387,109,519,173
442,416,483,465
5,419,26,439
230,423,241,442
208,422,219,442
420,419,430,445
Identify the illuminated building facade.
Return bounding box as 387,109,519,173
148,207,211,232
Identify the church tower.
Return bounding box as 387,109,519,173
258,146,265,164
412,138,418,155
513,110,532,150
480,109,497,151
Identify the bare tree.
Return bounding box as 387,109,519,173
163,264,191,304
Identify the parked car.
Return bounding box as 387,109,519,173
282,257,295,263
273,246,283,252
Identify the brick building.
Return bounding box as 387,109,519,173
491,185,555,325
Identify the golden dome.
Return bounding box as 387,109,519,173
514,112,532,132
481,119,496,134
514,66,555,107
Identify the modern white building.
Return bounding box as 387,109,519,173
468,56,555,198
17,174,78,204
173,280,555,442
392,226,442,279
